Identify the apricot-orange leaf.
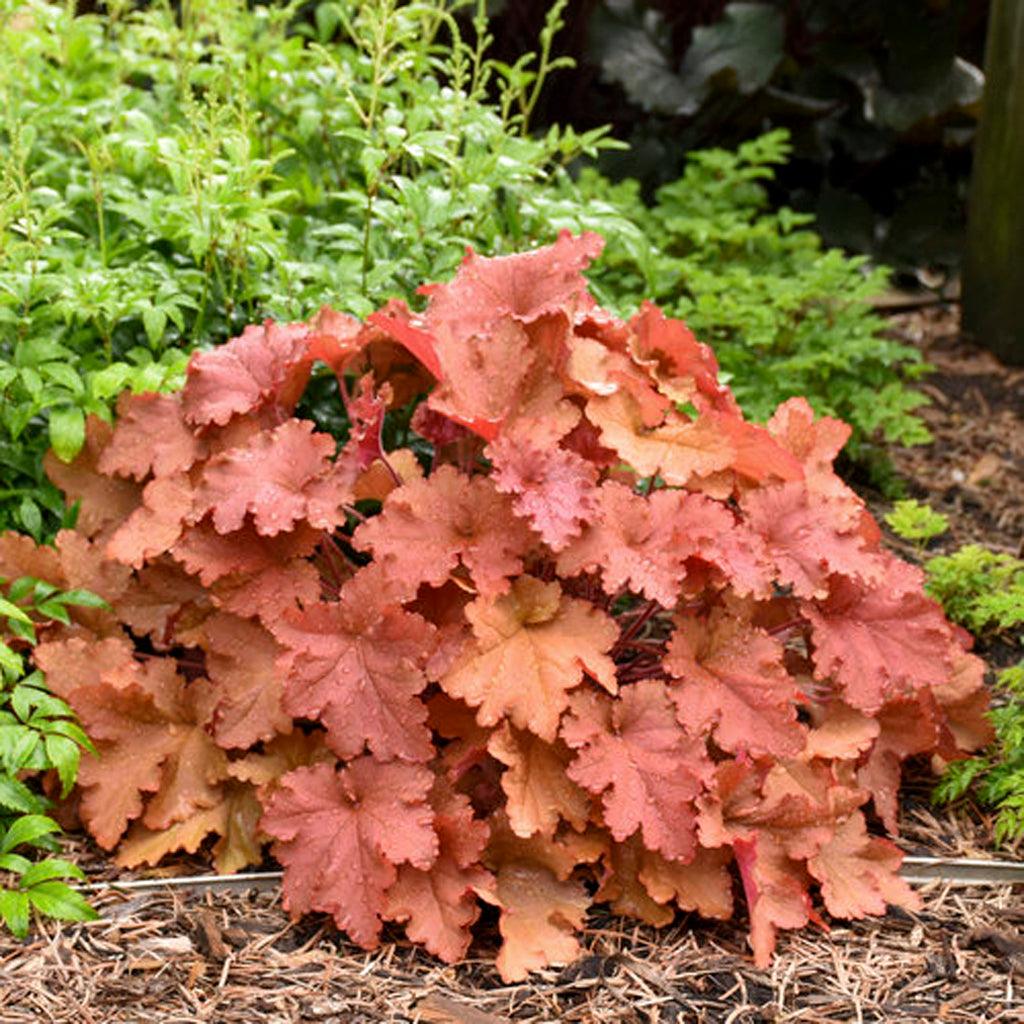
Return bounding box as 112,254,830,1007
271,577,436,762
260,759,437,948
561,681,711,862
441,575,619,742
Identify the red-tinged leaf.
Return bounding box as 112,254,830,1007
933,645,994,754
638,843,734,920
386,783,493,963
211,560,322,624
260,759,437,948
628,302,738,414
192,419,352,536
807,811,920,919
733,835,812,968
741,482,884,600
556,482,688,606
857,694,941,833
442,575,619,742
561,681,711,861
197,612,291,749
67,672,228,848
766,397,862,519
116,780,263,874
665,608,806,758
419,230,603,340
106,473,193,569
0,531,65,588
271,572,436,762
341,374,390,471
484,815,603,982
367,300,443,379
488,438,599,551
487,724,591,837
804,702,880,761
428,318,535,440
182,320,313,427
671,494,773,599
587,392,735,488
45,417,142,539
171,520,321,586
803,555,953,714
98,392,206,481
113,557,210,647
707,412,803,484
305,305,367,376
354,466,535,600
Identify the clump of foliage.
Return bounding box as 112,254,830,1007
7,235,989,971
925,547,1024,638
566,132,931,465
1,1,928,536
884,499,950,544
887,500,1024,846
0,568,101,935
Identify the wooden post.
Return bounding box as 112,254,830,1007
962,0,1024,366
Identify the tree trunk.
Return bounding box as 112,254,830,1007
962,0,1024,365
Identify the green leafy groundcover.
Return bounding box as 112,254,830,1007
1,0,926,538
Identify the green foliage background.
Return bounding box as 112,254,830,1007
0,0,930,539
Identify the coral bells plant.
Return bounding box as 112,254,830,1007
2,233,992,976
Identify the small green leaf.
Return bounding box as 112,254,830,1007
52,589,110,611
27,881,97,924
20,858,85,888
48,406,86,463
0,597,32,624
0,814,60,855
0,776,42,814
0,889,30,937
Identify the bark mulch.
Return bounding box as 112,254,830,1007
2,300,1021,1024
0,879,1021,1024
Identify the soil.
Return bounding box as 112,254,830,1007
1,302,1021,1023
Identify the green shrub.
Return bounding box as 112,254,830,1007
0,572,102,935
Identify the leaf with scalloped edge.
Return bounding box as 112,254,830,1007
386,782,494,963
354,465,536,601
488,438,598,551
442,575,618,742
665,608,805,758
271,571,436,762
98,392,207,481
260,759,437,948
182,320,314,427
561,681,712,862
807,811,920,919
192,419,354,536
803,554,952,715
488,724,591,837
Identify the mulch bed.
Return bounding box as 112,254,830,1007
2,301,1021,1023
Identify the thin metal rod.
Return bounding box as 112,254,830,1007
70,855,1024,896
